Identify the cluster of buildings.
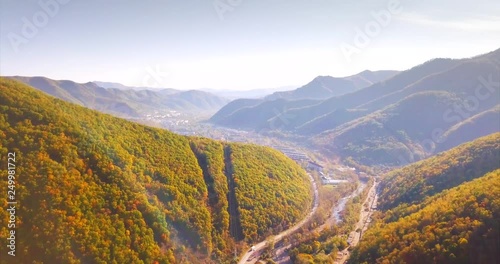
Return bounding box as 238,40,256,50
144,110,182,121
140,110,196,132
319,172,349,185
335,166,356,172
306,160,350,186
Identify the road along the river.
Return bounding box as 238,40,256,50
335,181,378,264
238,173,319,264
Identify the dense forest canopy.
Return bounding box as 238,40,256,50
0,78,312,263
379,133,500,211
350,170,500,264
350,134,500,264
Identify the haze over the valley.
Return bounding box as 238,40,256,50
1,0,500,90
1,1,499,264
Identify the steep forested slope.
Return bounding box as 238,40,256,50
350,170,500,264
313,91,465,165
349,134,500,264
378,133,500,210
0,78,312,263
229,144,313,240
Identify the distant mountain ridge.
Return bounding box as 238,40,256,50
210,48,500,166
313,91,466,165
343,70,400,89
205,85,298,99
94,81,298,99
210,70,399,127
265,70,399,101
7,76,230,117
310,49,500,165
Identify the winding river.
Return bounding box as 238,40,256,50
332,181,367,223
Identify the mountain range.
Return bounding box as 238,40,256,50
7,76,230,118
94,81,297,99
1,50,498,264
265,70,399,101
210,48,500,166
92,81,177,92
204,85,298,99
210,70,399,126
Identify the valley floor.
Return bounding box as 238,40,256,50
335,181,379,264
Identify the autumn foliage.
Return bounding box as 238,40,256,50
0,78,312,263
350,134,500,264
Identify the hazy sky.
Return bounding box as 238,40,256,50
1,0,499,90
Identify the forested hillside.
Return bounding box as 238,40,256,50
313,91,465,165
349,134,500,264
0,78,312,263
378,133,500,210
350,170,500,264
230,144,313,240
